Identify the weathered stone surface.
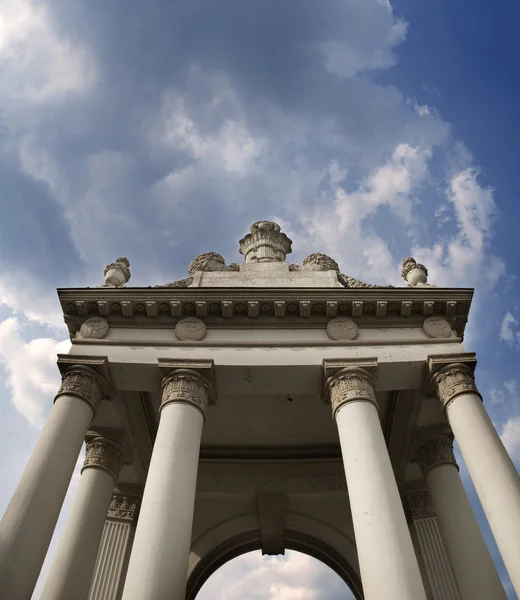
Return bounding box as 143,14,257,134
80,317,109,339
326,318,358,341
175,317,207,341
422,316,452,339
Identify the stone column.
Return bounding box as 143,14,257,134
0,365,106,600
325,367,427,600
430,360,520,597
405,491,459,600
414,435,506,600
41,435,126,600
121,369,212,600
88,489,141,600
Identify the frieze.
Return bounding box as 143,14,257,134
196,472,347,494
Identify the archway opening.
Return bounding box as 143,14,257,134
195,550,357,599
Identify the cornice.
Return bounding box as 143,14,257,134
58,287,473,338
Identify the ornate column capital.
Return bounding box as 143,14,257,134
325,366,377,419
430,362,481,412
161,368,212,418
55,365,107,414
107,488,141,523
403,490,435,520
414,435,458,477
82,436,126,480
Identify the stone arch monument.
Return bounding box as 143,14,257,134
1,221,520,600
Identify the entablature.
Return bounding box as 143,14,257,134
58,287,473,338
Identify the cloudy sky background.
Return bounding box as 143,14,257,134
0,0,519,597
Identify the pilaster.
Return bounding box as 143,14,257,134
404,490,460,600
88,488,142,600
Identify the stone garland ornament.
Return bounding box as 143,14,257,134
326,318,358,341
79,316,109,339
175,317,207,341
155,252,239,288
103,257,131,288
82,436,125,480
302,252,392,289
422,316,452,339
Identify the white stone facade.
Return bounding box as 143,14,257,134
0,221,519,600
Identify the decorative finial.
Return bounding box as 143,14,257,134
401,257,431,287
103,257,131,288
239,221,292,263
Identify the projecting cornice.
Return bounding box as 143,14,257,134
58,286,473,338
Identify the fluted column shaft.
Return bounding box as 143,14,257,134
431,363,520,597
41,436,126,600
415,435,506,600
326,367,427,600
121,369,211,600
0,366,105,600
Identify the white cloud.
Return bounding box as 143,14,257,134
500,311,520,347
321,1,407,79
500,416,520,463
0,317,70,427
0,272,66,329
197,551,354,600
0,0,96,104
489,379,518,409
288,143,431,283
413,167,504,289
155,85,269,177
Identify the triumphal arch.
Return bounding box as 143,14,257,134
1,221,520,600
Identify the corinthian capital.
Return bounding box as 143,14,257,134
82,436,126,480
55,365,107,413
325,367,377,418
431,362,481,412
161,369,212,417
414,435,458,476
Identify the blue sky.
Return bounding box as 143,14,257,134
0,0,519,598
